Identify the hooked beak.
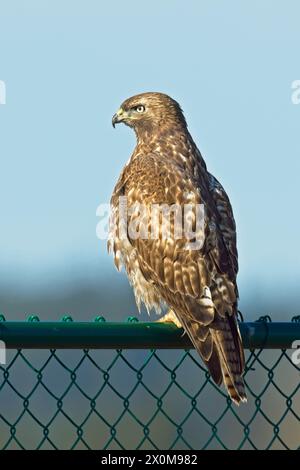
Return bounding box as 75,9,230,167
112,108,126,128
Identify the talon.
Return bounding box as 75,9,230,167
156,310,183,328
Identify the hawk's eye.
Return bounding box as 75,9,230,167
134,105,145,113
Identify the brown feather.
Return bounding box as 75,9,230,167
109,92,247,403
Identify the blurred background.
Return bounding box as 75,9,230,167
0,1,300,451
0,0,299,321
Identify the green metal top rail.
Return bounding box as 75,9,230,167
0,314,299,349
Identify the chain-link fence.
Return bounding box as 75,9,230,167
0,315,299,450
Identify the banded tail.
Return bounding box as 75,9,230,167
180,313,247,405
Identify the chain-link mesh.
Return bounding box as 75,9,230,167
0,316,299,450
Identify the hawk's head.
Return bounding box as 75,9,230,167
112,92,186,137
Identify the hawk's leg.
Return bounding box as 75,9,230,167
156,309,183,328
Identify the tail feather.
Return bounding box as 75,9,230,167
178,316,222,385
211,315,247,404
206,342,223,386
222,369,247,404
178,313,247,404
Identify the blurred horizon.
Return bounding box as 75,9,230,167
0,1,300,320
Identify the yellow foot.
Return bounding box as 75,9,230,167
156,310,183,328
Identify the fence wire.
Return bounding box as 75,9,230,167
0,316,299,450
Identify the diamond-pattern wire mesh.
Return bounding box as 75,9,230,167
0,320,299,450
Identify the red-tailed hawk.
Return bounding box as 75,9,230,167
109,92,246,404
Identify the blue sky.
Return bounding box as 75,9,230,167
0,1,299,308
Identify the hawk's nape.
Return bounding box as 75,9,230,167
108,92,247,404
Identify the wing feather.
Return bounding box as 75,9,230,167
110,150,246,402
